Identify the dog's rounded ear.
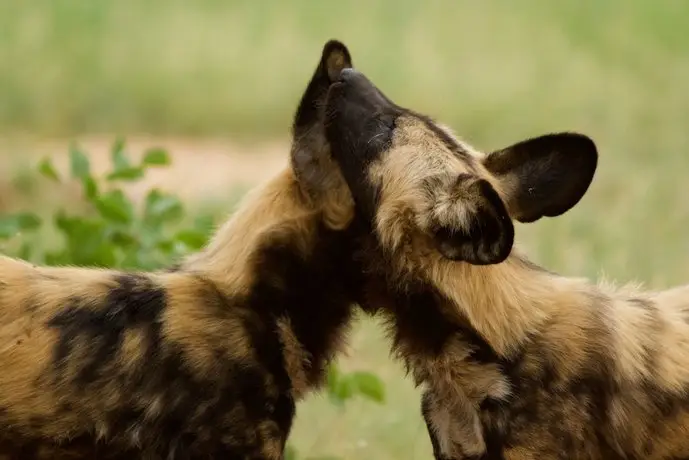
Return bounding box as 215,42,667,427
322,40,352,82
432,176,514,265
483,132,598,223
293,39,353,135
290,39,354,214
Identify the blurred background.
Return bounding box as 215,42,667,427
2,1,689,458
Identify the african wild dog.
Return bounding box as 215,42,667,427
0,40,360,459
320,61,689,459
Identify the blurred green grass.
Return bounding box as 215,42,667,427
3,1,689,458
2,1,688,140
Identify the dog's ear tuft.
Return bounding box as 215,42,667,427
293,40,353,135
322,40,353,82
432,176,514,265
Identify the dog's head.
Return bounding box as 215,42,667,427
323,66,598,265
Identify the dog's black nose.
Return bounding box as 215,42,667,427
338,67,357,82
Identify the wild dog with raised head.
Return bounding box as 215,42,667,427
0,40,359,460
322,62,689,459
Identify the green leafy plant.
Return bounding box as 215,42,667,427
0,139,386,459
1,139,211,269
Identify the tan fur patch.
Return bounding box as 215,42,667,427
160,273,253,376
184,166,346,288
425,387,486,458
648,287,689,393
184,168,309,291
276,317,312,400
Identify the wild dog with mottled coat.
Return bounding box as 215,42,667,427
321,62,689,459
0,40,359,459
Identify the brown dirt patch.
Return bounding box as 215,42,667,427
1,135,290,203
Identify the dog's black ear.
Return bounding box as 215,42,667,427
292,40,353,136
289,40,355,229
432,175,514,265
290,40,353,198
482,132,598,223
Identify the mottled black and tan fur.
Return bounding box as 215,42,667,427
321,60,689,459
0,40,360,460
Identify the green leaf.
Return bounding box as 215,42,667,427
109,229,137,248
141,148,171,167
156,239,175,254
82,176,99,200
94,190,134,224
53,212,95,240
88,244,117,267
52,216,114,266
38,157,60,182
16,213,42,231
144,189,183,225
330,374,355,405
0,213,42,238
107,166,144,182
119,250,144,270
111,137,130,170
107,138,146,182
349,371,386,403
174,229,208,250
0,221,18,239
54,209,75,234
69,144,91,180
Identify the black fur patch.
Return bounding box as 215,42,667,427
483,132,598,223
48,273,166,385
39,272,286,456
247,221,363,386
293,40,352,138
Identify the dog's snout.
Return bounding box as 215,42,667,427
338,67,358,82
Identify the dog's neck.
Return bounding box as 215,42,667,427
179,166,358,400
182,167,316,286
428,249,593,358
